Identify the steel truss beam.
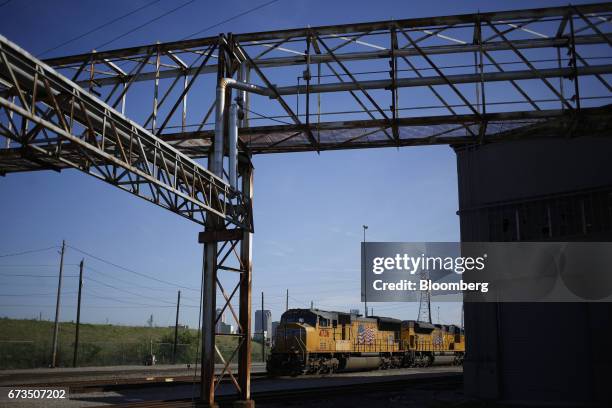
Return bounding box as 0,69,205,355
157,106,611,154
36,34,607,89
2,2,604,160
0,35,252,230
41,3,611,68
3,107,608,161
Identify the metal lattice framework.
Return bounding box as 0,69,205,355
1,2,608,163
1,3,611,407
0,36,252,230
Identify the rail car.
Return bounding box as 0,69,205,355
267,308,464,375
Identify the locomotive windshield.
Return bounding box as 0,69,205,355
281,310,317,326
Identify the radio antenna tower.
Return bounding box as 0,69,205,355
417,269,432,323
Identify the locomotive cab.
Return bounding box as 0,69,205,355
268,309,315,375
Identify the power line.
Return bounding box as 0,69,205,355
86,289,195,308
84,276,177,305
37,0,162,57
182,0,282,40
0,292,77,297
67,244,198,290
86,282,199,308
0,264,79,267
85,276,198,307
0,273,78,278
0,303,184,309
95,0,197,50
0,246,58,258
84,264,199,294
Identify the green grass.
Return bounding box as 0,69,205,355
0,318,268,369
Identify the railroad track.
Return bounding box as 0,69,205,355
10,372,269,394
104,372,463,407
10,365,461,395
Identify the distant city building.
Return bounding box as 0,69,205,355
255,309,272,341
216,308,227,333
216,308,227,323
350,309,361,315
218,322,234,334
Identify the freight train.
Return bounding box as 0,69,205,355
267,308,464,375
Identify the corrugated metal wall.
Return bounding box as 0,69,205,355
454,137,612,405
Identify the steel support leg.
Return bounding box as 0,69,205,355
201,238,218,407
235,161,254,408
198,161,253,407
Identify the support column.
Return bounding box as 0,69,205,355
200,36,226,407
201,237,218,407
236,160,254,408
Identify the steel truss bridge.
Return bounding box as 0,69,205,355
1,2,611,406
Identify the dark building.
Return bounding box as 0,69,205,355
254,309,272,339
454,137,612,405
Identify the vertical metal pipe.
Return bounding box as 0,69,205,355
89,58,94,94
152,47,160,133
6,95,14,148
238,63,248,127
51,240,65,368
229,103,238,189
182,75,188,132
569,14,581,110
244,67,251,127
478,25,486,115
305,36,311,133
121,84,126,115
238,162,253,403
557,47,565,111
73,258,84,367
213,85,226,177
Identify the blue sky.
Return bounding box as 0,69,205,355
0,0,602,330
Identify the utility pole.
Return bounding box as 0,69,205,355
285,289,288,312
73,258,84,367
51,240,65,368
362,225,368,317
173,290,181,364
261,291,265,362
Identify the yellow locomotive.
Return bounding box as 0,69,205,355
267,308,464,375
